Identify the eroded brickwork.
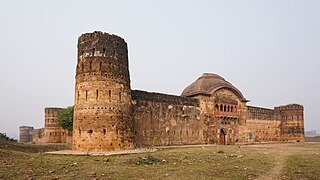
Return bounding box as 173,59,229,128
132,90,202,147
20,108,72,144
276,104,304,142
19,126,34,143
69,31,304,151
73,31,134,151
21,31,305,150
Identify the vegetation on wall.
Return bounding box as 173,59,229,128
57,106,74,131
38,129,42,138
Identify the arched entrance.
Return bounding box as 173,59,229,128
220,128,227,145
219,128,234,145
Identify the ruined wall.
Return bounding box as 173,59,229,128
132,90,202,147
32,128,45,143
244,106,281,142
275,104,304,142
19,126,34,143
73,31,134,151
44,107,63,143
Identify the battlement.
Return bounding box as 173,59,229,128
77,31,128,66
78,31,126,46
247,106,275,120
274,104,304,111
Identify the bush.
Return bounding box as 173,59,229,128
57,106,74,131
136,154,162,165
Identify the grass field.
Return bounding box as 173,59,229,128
0,139,320,179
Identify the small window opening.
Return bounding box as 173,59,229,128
88,129,93,134
103,129,106,135
109,90,111,102
96,89,99,100
220,104,223,111
113,50,116,56
85,90,88,101
102,48,106,53
92,48,95,56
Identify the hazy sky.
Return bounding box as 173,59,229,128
1,0,319,139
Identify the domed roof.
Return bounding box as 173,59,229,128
181,73,245,100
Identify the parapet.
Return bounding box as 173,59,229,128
77,31,128,65
274,104,304,111
132,90,200,106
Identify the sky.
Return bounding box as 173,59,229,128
0,0,319,139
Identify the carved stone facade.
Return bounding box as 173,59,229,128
71,31,304,151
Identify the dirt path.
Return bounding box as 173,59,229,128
252,143,306,180
257,149,287,180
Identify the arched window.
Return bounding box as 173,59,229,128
215,104,219,111
231,106,234,112
108,90,111,102
224,105,227,112
220,104,223,111
227,105,230,112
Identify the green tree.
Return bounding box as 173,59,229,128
57,106,74,131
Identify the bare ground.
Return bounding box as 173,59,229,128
1,140,320,179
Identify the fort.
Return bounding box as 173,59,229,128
20,31,304,151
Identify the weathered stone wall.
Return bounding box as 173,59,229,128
132,90,203,147
275,104,304,142
73,31,134,151
32,128,45,143
244,106,281,142
210,88,247,145
243,105,305,143
19,126,34,143
44,107,63,143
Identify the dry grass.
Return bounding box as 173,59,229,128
0,140,319,179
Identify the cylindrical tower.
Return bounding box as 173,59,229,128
19,126,34,143
73,31,134,151
44,107,62,143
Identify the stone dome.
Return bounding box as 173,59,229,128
181,73,245,100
